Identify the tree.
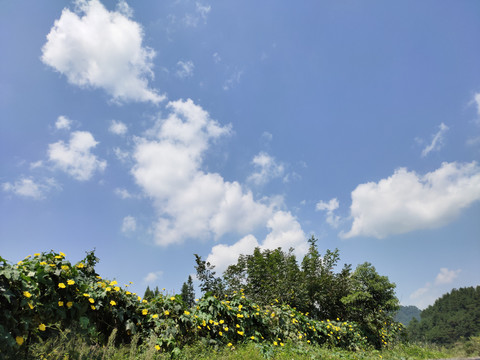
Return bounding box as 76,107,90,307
341,262,399,348
181,275,195,308
143,285,155,301
194,254,225,296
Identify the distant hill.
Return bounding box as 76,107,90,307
395,305,421,325
407,286,480,345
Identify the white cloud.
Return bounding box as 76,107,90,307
143,270,163,284
115,188,134,199
41,0,164,104
176,60,194,79
342,161,480,239
247,152,284,186
213,52,221,64
421,123,449,157
113,147,130,163
109,120,128,136
473,93,480,120
132,99,299,247
410,267,462,309
223,69,243,91
48,131,106,181
2,177,58,200
435,267,461,285
121,215,137,233
316,198,341,228
55,115,72,130
206,211,307,274
182,2,211,27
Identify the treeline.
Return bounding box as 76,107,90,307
395,305,421,326
189,236,401,349
407,286,480,345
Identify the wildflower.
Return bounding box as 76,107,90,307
16,336,24,345
237,331,244,336
17,261,23,265
126,291,131,295
38,324,46,331
76,263,85,268
83,293,90,297
238,304,243,311
67,302,73,308
110,280,117,286
137,296,141,301
59,252,66,257
67,279,75,285
227,343,233,347
164,310,169,316
39,261,47,266
58,301,64,307
142,309,148,315
106,287,112,292
28,302,34,309
273,341,278,346
237,314,243,318
114,287,120,292
110,300,116,306
142,299,147,303
219,331,223,336
280,342,285,346
89,298,94,304
184,310,190,315
152,314,158,319
170,296,175,301
91,305,96,310
250,336,255,340
219,319,224,324
34,253,40,256
224,327,228,331
236,324,240,328
58,283,66,289
155,345,160,351
23,291,32,298
61,265,69,271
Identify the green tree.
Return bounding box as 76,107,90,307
194,254,225,296
341,262,399,348
143,285,155,301
181,275,195,307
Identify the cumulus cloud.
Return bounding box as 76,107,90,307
143,270,163,284
410,267,462,309
115,188,134,199
421,123,449,157
435,267,461,285
41,0,164,104
132,99,284,246
121,215,137,233
48,131,106,181
342,161,480,239
109,120,128,136
316,198,340,228
176,60,194,79
55,115,72,130
207,211,307,274
247,152,284,186
2,177,59,200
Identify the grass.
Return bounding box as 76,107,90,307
13,331,474,360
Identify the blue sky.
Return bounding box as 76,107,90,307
1,0,479,309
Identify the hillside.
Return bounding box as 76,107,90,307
395,305,421,326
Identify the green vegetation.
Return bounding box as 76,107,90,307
395,306,421,326
407,286,480,345
0,242,478,359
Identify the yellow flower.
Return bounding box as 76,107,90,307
250,336,255,340
67,302,73,308
152,314,158,319
34,253,40,256
227,343,233,347
237,331,244,336
106,287,112,292
114,287,120,292
58,283,66,289
184,310,190,315
237,314,243,318
219,320,224,324
110,300,117,306
224,327,228,331
280,342,285,346
16,336,24,345
83,293,90,297
110,280,117,286
39,261,47,266
89,298,95,304
91,305,96,310
236,324,240,328
170,296,175,301
28,302,34,310
61,265,69,271
142,309,148,315
219,331,223,336
76,263,85,268
273,341,278,346
155,345,160,351
23,291,32,298
59,252,66,257
58,301,64,307
38,323,46,331
126,291,131,295
67,279,75,285
164,310,169,316
142,299,147,303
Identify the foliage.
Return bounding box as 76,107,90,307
407,286,480,345
395,305,421,326
180,275,195,308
